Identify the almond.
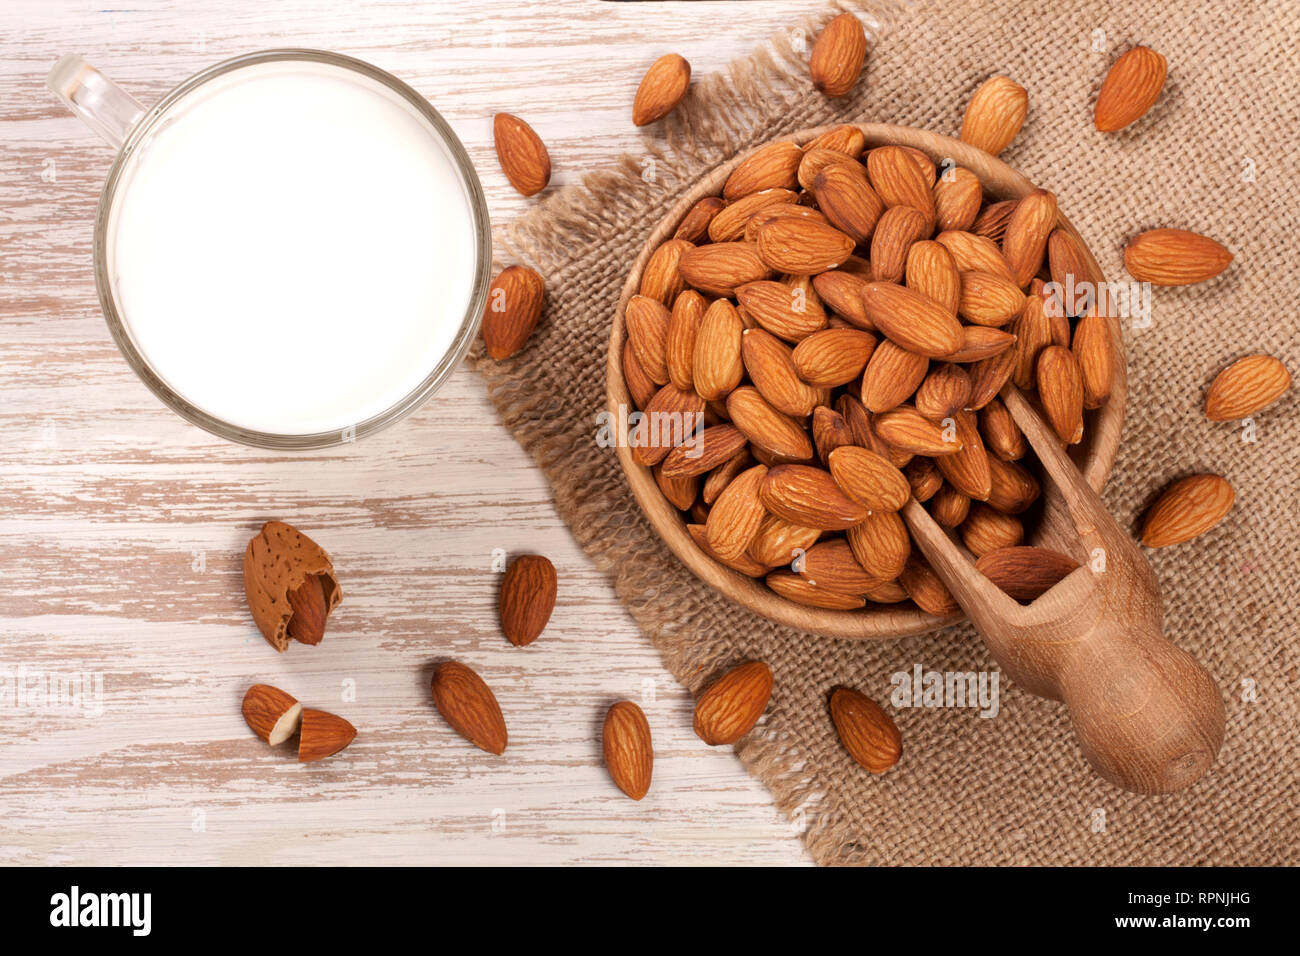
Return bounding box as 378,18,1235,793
946,326,1017,364
914,363,972,422
971,199,1018,243
297,708,357,763
975,546,1079,601
688,523,769,577
655,464,699,511
1141,474,1235,548
860,282,965,358
932,166,983,232
674,196,725,243
960,75,1028,155
1123,228,1233,285
1047,228,1097,301
929,483,971,527
666,289,706,389
811,406,855,463
1094,46,1167,132
724,141,803,200
960,503,1025,557
846,510,910,580
726,387,813,461
631,383,707,466
755,216,856,275
1002,190,1057,288
827,445,910,511
1072,312,1115,409
1205,354,1292,421
829,686,902,773
498,554,557,646
768,570,866,608
958,270,1026,327
493,112,550,197
706,463,769,560
693,661,773,745
986,456,1041,514
905,240,961,314
809,12,867,97
241,683,302,746
702,449,753,505
243,521,342,653
798,538,880,594
792,328,877,387
898,556,959,615
742,327,826,416
935,229,1015,281
874,405,963,456
431,660,508,755
864,578,909,603
1036,345,1085,444
934,410,992,500
870,206,930,284
748,514,821,568
978,398,1026,461
639,239,693,306
633,53,691,126
964,344,1018,410
811,269,873,329
482,265,547,360
804,124,867,156
1009,290,1053,389
904,456,943,502
859,340,929,413
735,279,828,342
1035,278,1072,347
692,298,745,400
866,145,936,227
623,340,657,409
603,701,654,799
799,147,855,191
811,162,884,245
678,242,774,297
708,187,799,242
742,202,829,243
661,423,750,478
760,464,869,530
624,294,672,385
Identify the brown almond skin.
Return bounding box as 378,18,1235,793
1205,354,1292,421
768,571,866,609
1141,474,1235,548
242,684,301,745
499,554,557,646
297,708,357,763
693,661,774,745
431,661,508,755
674,196,725,243
829,687,902,773
810,12,867,97
493,113,550,197
1123,229,1232,286
482,265,546,360
1036,345,1085,445
603,701,653,800
243,521,342,653
633,53,690,126
285,575,327,645
960,75,1028,156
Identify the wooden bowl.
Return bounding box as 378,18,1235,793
606,123,1126,639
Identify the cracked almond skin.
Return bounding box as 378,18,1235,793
1094,46,1167,132
693,661,773,745
1141,474,1235,548
633,53,690,126
1204,354,1291,421
829,687,902,773
243,521,342,653
499,554,557,646
493,113,550,197
431,661,508,755
603,701,653,800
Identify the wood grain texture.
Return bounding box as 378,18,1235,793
0,0,830,866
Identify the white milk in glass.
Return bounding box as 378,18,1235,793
106,60,476,435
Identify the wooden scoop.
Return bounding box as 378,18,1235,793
901,385,1225,794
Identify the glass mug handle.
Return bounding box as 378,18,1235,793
47,55,145,149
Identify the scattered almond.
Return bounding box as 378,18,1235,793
1094,46,1167,132
297,708,356,763
960,76,1028,155
603,701,653,800
493,112,550,197
809,12,867,97
241,684,302,746
1123,228,1232,285
633,53,691,126
482,265,546,360
1141,474,1235,548
693,661,774,745
431,660,508,755
1204,354,1292,421
829,686,902,773
499,554,557,646
243,521,341,653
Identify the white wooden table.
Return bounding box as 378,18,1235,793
0,0,828,865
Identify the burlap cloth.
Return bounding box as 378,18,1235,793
469,0,1299,864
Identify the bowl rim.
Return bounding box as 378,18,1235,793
606,122,1126,639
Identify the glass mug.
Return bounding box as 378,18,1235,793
48,50,492,448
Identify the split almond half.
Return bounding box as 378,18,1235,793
241,683,302,746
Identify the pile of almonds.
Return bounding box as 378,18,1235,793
620,132,1110,614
